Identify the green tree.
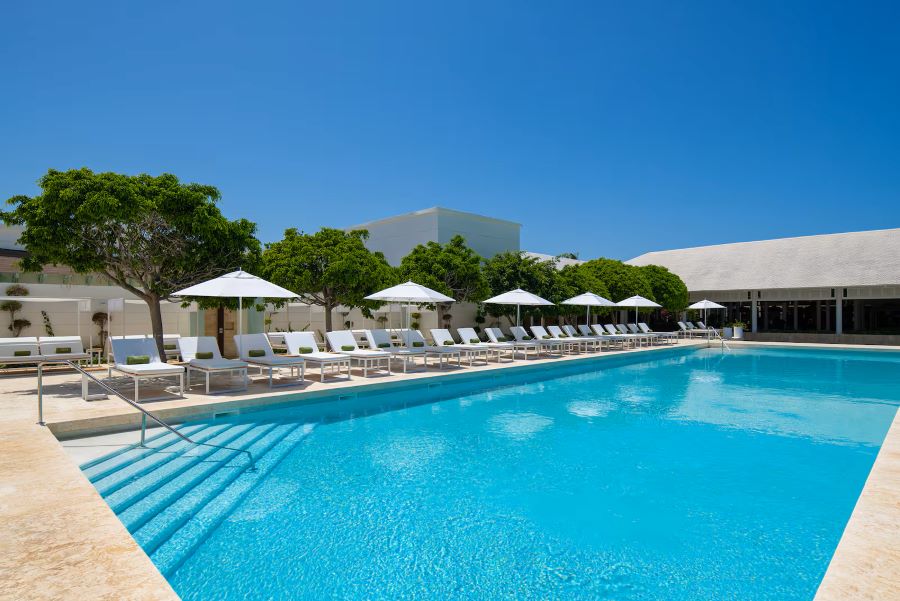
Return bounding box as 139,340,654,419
580,258,655,302
261,227,396,331
556,264,612,322
639,264,689,312
398,235,491,323
482,251,561,325
1,169,260,356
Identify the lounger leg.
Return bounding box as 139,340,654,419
269,367,273,389
205,371,210,395
134,378,139,403
179,373,184,397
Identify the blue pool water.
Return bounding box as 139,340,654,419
88,347,900,600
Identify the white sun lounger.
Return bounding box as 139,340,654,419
606,324,648,347
283,332,351,382
326,330,392,377
399,329,461,369
485,327,540,359
530,325,575,354
590,324,631,349
234,333,305,388
638,322,678,343
516,326,562,355
430,329,490,366
109,337,184,402
177,336,248,394
547,325,589,353
364,329,427,373
576,325,612,350
457,327,516,362
616,323,653,346
562,325,604,352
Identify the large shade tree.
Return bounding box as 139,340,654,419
556,264,612,323
482,251,561,325
580,258,655,302
1,168,260,357
261,227,396,331
398,235,491,324
639,264,689,312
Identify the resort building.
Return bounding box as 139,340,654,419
627,227,900,343
346,206,521,265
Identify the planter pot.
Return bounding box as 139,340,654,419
723,327,733,339
733,327,744,340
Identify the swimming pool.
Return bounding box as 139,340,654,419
84,346,900,600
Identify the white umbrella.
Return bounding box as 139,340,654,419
561,292,616,326
483,288,554,327
365,281,455,346
615,295,662,326
173,270,298,354
688,299,725,329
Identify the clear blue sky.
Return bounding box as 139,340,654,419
2,1,899,260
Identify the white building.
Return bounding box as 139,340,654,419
627,228,900,343
346,206,521,265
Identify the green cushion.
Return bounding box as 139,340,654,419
521,335,532,341
558,334,568,338
195,352,213,359
341,345,355,351
469,338,480,344
13,350,31,357
248,349,266,357
377,343,390,348
442,340,454,346
298,346,314,354
126,355,149,365
542,335,551,339
55,347,72,354
164,344,176,350
412,341,424,348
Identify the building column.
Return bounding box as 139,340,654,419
836,300,843,335
762,302,768,331
751,299,758,333
793,302,798,331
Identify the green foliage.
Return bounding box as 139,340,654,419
555,264,612,320
261,227,396,331
482,252,562,323
6,284,28,297
639,264,689,312
41,310,54,336
2,168,260,354
580,258,655,302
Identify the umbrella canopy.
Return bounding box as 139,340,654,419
365,281,455,304
615,295,662,325
562,292,616,325
688,299,725,310
484,288,554,327
688,299,726,330
173,270,297,299
173,270,298,354
365,281,455,345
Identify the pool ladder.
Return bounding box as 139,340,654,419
708,328,731,351
35,360,256,471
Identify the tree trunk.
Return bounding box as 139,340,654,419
146,295,167,359
324,301,333,332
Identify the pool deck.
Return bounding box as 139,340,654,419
0,339,897,599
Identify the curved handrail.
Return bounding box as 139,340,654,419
37,361,255,471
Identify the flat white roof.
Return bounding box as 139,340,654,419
626,227,900,291
346,206,521,230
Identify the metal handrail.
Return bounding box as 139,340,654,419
37,360,255,471
708,327,731,350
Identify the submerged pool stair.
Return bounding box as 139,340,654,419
81,419,313,576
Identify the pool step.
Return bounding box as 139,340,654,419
102,423,259,512
81,423,209,480
133,422,303,555
150,423,315,576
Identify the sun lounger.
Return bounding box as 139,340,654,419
363,329,426,373
638,322,679,343
485,327,540,359
530,326,574,354
283,332,351,381
36,335,91,364
590,324,632,348
109,337,184,402
162,334,181,361
234,333,305,388
512,326,561,356
563,325,604,352
326,330,392,377
547,325,590,353
577,325,615,350
399,329,462,368
430,329,490,366
457,327,516,362
617,323,654,345
177,336,248,394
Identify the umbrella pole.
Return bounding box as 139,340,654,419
237,296,243,357
516,304,520,328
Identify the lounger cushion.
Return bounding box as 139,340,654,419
248,349,266,357
299,346,314,354
126,355,150,365
442,341,454,346
55,347,72,353
469,338,479,343
164,344,177,350
196,352,214,359
378,343,390,348
14,350,31,357
413,341,424,347
341,345,355,351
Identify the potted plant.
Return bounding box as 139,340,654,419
729,321,746,339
